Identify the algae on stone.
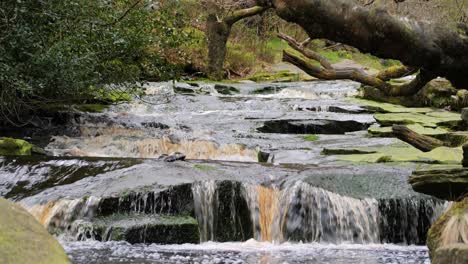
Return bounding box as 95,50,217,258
427,196,468,260
331,144,463,165
0,198,70,264
0,138,45,156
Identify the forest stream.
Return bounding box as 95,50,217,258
0,80,453,263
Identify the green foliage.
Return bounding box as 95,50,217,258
225,43,256,73
0,0,193,124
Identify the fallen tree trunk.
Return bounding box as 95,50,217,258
270,0,468,90
392,125,445,152
279,32,432,96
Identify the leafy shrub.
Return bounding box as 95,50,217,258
0,0,192,125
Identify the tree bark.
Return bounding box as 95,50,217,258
280,33,432,96
270,0,468,89
392,125,445,152
206,6,269,80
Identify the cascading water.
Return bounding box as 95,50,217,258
192,181,217,242
191,180,446,245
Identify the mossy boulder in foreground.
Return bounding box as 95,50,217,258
0,198,70,264
427,196,468,262
0,137,45,156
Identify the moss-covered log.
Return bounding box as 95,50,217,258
270,0,468,90
392,125,445,152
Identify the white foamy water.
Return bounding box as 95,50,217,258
62,239,431,264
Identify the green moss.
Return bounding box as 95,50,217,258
346,98,433,113
193,164,217,171
0,137,45,156
377,155,393,163
303,134,320,141
0,198,70,264
332,144,463,165
374,112,461,128
368,126,393,137
248,70,302,83
427,196,468,259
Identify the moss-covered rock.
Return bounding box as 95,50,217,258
330,144,463,165
0,198,70,264
433,244,468,264
427,196,468,260
374,112,461,128
0,137,46,156
369,124,449,138
81,214,200,244
409,168,468,200
347,98,433,114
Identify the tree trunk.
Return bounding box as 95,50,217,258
392,125,445,152
270,0,468,89
206,15,231,80
206,6,269,80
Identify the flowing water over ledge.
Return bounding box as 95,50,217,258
0,81,451,263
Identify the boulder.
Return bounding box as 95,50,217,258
433,244,468,264
74,215,200,244
409,168,468,200
0,198,70,264
0,137,45,156
427,196,468,260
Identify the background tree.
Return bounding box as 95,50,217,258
0,0,193,125
201,0,271,80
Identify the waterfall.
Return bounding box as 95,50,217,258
26,196,101,233
243,182,379,243
192,181,217,242
192,180,446,245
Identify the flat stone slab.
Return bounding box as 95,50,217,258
75,214,199,244
374,112,461,128
409,168,468,200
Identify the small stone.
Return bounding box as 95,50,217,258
163,152,186,162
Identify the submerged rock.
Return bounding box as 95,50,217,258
0,198,70,264
410,168,468,201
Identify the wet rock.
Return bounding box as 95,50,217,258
159,152,186,162
427,196,468,260
97,185,194,217
257,119,372,134
0,137,46,156
257,151,270,163
462,108,468,126
322,148,377,155
214,84,240,95
76,215,199,244
464,144,468,167
410,168,468,200
0,198,70,264
141,122,169,129
378,198,442,245
433,244,468,264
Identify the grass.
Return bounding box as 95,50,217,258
303,135,320,141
